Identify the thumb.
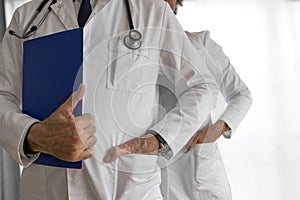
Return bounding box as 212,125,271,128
62,84,85,112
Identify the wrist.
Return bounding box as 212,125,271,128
216,120,229,134
118,134,160,155
25,122,45,154
148,132,169,156
222,122,229,133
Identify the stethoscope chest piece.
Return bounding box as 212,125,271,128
123,30,142,50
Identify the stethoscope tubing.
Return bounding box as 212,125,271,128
9,0,56,39
123,0,142,50
124,0,134,30
10,0,142,50
22,0,51,38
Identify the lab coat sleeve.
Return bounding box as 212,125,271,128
0,9,40,167
149,5,218,159
202,31,253,137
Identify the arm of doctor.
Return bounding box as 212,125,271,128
103,134,159,163
185,32,253,152
104,6,218,164
185,120,228,152
25,85,97,162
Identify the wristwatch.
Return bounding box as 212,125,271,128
148,131,169,157
223,127,232,139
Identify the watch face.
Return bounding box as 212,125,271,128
158,143,168,156
223,129,232,139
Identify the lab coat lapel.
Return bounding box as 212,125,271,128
51,0,79,30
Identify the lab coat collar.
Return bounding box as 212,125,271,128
51,0,79,30
91,0,111,18
50,0,111,29
84,0,112,26
185,31,207,49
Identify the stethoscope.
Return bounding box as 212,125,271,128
123,0,142,50
9,0,142,50
9,0,57,39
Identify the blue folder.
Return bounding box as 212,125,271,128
22,29,83,169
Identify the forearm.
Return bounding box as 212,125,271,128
0,91,39,164
151,83,217,158
216,120,229,134
0,103,40,166
118,134,159,155
185,119,230,152
220,88,253,134
103,134,160,163
0,15,39,165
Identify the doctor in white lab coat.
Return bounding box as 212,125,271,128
158,1,253,199
0,0,218,199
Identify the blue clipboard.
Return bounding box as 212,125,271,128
22,29,83,169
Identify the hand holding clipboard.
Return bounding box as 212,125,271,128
26,84,96,163
22,29,95,168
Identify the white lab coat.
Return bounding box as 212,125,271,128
0,0,218,199
159,31,253,200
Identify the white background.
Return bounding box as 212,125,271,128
177,1,300,200
4,0,300,199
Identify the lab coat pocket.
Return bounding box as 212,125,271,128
193,143,232,199
116,154,161,199
193,142,217,159
107,36,157,94
193,142,222,189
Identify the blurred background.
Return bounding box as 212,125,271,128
176,0,300,200
1,0,300,199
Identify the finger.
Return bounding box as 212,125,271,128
77,124,96,142
62,84,85,112
103,148,114,163
82,135,97,150
84,124,96,134
103,147,123,163
107,154,120,163
75,113,95,129
79,148,95,160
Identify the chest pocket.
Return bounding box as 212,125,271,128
106,36,157,94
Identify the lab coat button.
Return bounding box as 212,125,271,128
58,4,63,8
